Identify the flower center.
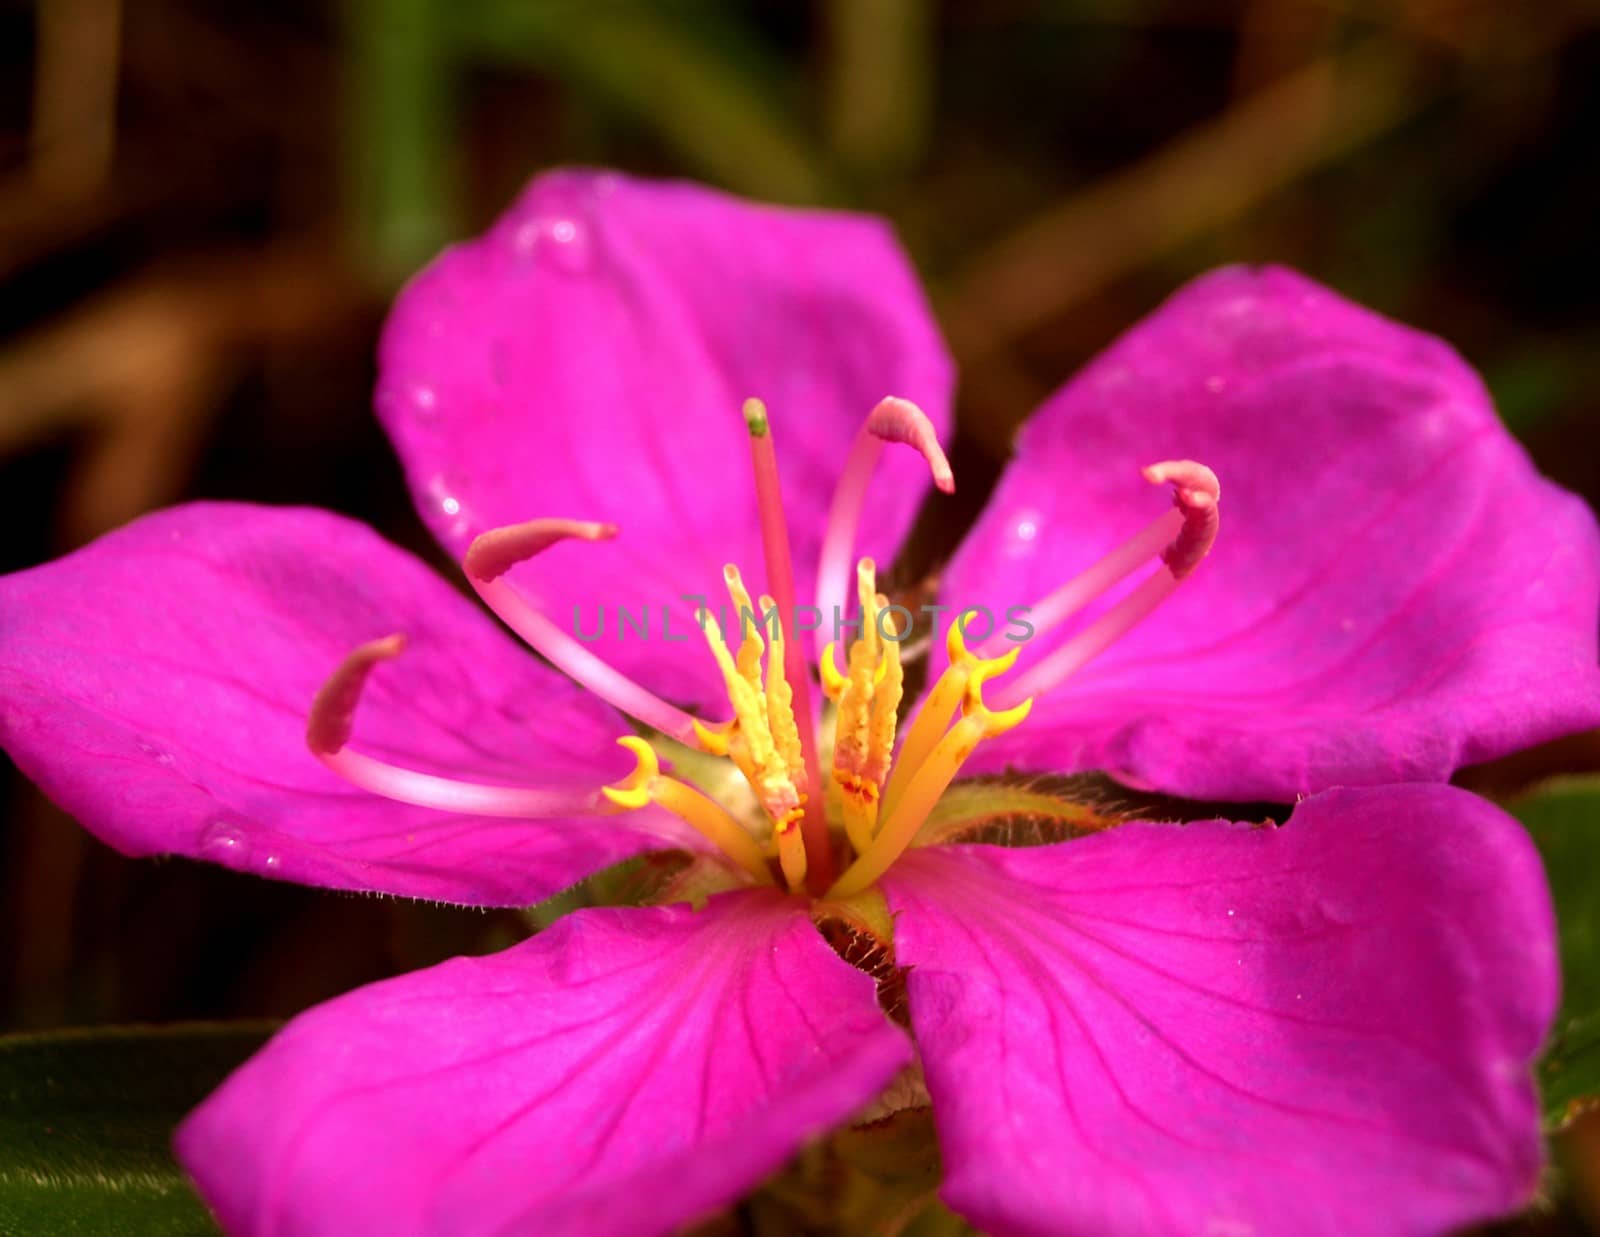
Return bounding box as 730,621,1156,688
303,397,1218,904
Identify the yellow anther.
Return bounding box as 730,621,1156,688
691,717,735,755
601,735,659,810
820,641,848,700
825,639,887,699
774,809,808,893
723,564,766,688
882,622,1021,822
863,603,905,790
962,657,1035,737
831,628,1035,900
695,568,806,839
947,618,1018,675
760,593,806,798
856,558,882,660
601,737,774,886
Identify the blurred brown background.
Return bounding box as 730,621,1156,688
2,0,1600,1224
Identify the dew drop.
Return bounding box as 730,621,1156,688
262,853,282,871
1004,508,1044,559
200,820,250,863
136,740,176,767
511,213,592,274
425,475,472,539
1204,375,1226,394
411,384,438,419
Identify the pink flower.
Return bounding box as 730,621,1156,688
2,170,1595,1235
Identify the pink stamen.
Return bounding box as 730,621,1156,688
308,635,603,817
463,518,700,745
998,459,1220,703
815,396,953,658
744,399,833,892
1142,459,1220,578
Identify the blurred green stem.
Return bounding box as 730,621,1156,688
347,0,455,285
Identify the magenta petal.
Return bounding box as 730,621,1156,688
0,502,690,906
882,785,1556,1236
379,169,953,709
949,265,1600,800
177,890,909,1236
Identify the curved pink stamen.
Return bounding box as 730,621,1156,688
1142,459,1220,579
816,396,953,658
867,396,955,493
463,518,619,582
307,635,603,817
463,518,700,745
307,633,409,755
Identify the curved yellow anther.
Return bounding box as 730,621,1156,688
944,619,969,665
691,717,735,755
723,564,765,687
601,737,774,885
881,624,1022,822
947,619,1018,675
601,735,659,810
821,638,884,700
820,642,848,700
962,658,1035,737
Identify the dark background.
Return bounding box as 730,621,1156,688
3,0,1599,1228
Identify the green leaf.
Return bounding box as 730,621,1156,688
0,1022,276,1236
1511,776,1600,1127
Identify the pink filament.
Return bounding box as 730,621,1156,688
463,519,700,745
307,634,603,817
976,507,1182,657
1001,570,1178,703
996,459,1220,703
319,748,603,817
815,396,953,658
748,421,833,891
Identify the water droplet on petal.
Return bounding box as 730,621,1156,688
511,214,592,274
200,820,250,863
1004,509,1043,559
425,475,472,540
411,384,438,419
262,853,282,871
137,740,176,767
1204,375,1226,394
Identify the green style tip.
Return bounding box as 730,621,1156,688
742,397,769,437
